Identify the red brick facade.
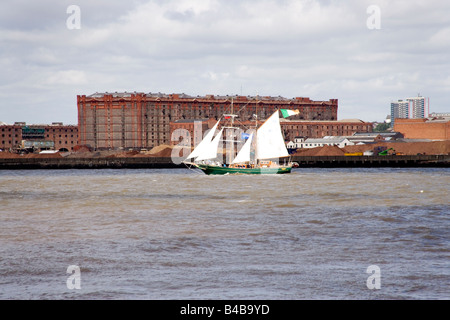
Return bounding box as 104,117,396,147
281,119,373,142
77,92,338,150
394,118,450,140
169,118,372,148
0,123,78,151
170,119,217,147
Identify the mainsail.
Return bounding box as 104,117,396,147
184,120,220,161
256,110,289,160
195,128,223,161
231,134,253,164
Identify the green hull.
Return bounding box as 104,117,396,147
194,164,292,175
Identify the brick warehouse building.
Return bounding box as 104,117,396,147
394,118,450,140
280,118,372,142
0,122,78,151
170,118,372,148
77,92,339,150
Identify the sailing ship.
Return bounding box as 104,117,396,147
182,106,294,175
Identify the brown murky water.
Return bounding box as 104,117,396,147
0,168,448,299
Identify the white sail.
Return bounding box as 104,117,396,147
195,128,223,161
231,134,253,164
256,110,289,160
184,120,220,161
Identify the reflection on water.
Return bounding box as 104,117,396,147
0,168,448,299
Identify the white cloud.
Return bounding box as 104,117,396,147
44,70,88,86
201,71,230,81
428,27,450,48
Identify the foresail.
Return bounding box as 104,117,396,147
256,110,289,160
195,128,223,161
231,134,253,164
184,120,220,161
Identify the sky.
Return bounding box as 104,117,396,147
0,0,449,125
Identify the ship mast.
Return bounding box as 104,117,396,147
222,97,238,128
221,98,239,164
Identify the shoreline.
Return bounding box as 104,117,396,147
0,154,448,170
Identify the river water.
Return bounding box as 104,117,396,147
0,167,448,300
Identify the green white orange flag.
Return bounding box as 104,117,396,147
280,109,300,118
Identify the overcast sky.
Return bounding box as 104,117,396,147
0,0,449,125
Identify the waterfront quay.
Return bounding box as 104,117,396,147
0,154,448,170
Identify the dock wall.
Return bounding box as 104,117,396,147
0,155,448,170
291,155,449,168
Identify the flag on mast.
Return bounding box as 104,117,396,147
280,109,300,118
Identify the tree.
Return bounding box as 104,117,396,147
374,123,390,132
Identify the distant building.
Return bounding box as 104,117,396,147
280,118,372,142
390,100,409,127
0,122,78,152
289,131,403,149
350,131,404,143
170,118,373,148
77,92,338,150
407,96,429,119
296,137,354,149
390,95,430,127
394,118,449,140
170,118,216,148
429,112,450,120
287,138,301,149
385,115,391,124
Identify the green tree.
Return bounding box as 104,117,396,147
374,123,390,132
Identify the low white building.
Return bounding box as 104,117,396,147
287,137,306,149
286,141,296,149
298,136,354,149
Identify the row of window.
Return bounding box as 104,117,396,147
1,128,76,132
284,125,364,130
1,134,77,138
47,134,77,138
301,143,339,147
1,140,76,144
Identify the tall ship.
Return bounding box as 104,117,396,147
183,105,296,175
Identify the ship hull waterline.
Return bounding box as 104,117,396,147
193,163,292,175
